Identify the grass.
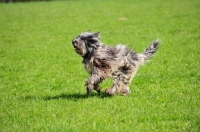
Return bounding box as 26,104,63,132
0,0,200,131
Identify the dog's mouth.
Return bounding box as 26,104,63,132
74,45,82,55
74,45,79,52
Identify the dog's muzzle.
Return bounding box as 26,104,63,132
72,39,77,45
72,39,81,54
72,39,77,44
72,39,78,48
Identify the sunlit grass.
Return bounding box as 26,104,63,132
0,0,200,131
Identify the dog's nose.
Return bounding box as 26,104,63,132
72,39,78,45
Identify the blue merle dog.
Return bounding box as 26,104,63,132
72,31,160,96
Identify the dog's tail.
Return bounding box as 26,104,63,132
137,40,161,65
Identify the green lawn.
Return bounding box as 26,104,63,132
0,0,200,131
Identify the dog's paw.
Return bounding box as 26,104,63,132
105,88,116,96
120,88,131,96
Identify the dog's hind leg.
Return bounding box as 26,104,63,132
105,64,136,96
105,81,118,96
105,76,131,96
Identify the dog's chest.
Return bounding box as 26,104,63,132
84,59,94,74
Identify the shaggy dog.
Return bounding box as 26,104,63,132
72,31,160,96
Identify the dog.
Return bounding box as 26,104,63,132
72,30,160,96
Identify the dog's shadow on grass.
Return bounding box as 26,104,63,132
23,92,111,101
44,93,110,101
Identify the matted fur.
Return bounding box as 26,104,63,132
72,31,160,96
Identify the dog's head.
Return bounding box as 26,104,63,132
72,30,101,57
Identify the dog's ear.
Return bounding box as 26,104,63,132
84,32,101,45
93,32,101,39
87,30,91,32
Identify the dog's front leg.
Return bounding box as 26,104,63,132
85,73,103,95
